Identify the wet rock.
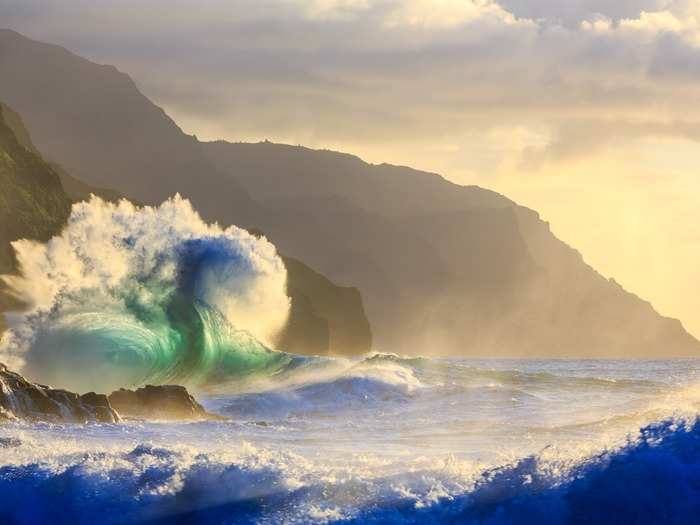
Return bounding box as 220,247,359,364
108,385,217,420
0,362,215,424
0,362,120,423
81,392,118,423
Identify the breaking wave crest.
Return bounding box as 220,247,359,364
2,417,700,524
0,196,293,392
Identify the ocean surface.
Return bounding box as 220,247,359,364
2,199,700,523
3,355,700,525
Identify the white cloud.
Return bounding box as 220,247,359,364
381,0,517,28
3,0,700,150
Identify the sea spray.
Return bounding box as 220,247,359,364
0,195,292,392
2,358,700,524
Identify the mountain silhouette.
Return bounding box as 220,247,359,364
0,28,696,357
0,99,371,356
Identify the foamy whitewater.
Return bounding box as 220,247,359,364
2,199,700,524
1,196,291,392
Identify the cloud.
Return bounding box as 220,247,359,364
2,0,700,151
2,0,700,334
2,0,700,197
4,0,698,157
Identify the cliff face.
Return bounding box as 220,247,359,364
1,102,121,203
279,256,372,356
0,103,71,275
203,142,699,357
0,103,73,335
0,99,372,357
0,29,259,229
0,29,696,357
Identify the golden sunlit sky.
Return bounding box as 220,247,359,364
2,0,699,336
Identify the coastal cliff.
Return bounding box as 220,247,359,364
0,101,372,357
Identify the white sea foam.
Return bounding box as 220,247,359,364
0,195,291,391
2,358,700,524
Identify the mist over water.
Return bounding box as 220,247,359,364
2,357,700,524
0,196,291,392
2,197,700,523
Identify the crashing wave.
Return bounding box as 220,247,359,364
0,196,292,392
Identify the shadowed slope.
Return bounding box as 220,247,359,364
0,103,72,335
203,141,699,357
0,104,71,274
0,100,371,358
0,29,695,357
0,29,259,228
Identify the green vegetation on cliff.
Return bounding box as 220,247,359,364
0,104,72,332
0,104,71,274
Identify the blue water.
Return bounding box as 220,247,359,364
2,356,700,524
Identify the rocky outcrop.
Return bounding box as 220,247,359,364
277,255,372,356
108,385,215,421
0,363,119,423
0,363,216,424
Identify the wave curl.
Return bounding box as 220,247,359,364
0,196,292,392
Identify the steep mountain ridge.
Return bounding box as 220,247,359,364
0,104,72,274
0,28,695,357
0,103,73,333
1,102,122,203
202,141,698,356
0,100,371,357
0,29,259,228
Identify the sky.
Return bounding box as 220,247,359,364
1,0,699,337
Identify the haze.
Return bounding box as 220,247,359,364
3,0,699,336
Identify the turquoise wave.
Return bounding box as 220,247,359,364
1,197,294,392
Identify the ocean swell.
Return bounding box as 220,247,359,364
0,196,292,392
1,417,700,524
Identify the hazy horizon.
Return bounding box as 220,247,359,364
3,5,700,523
1,0,699,338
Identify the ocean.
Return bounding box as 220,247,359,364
2,198,699,524
2,356,700,524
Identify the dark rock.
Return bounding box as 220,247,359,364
108,385,217,420
0,362,120,423
0,362,215,424
81,392,119,423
